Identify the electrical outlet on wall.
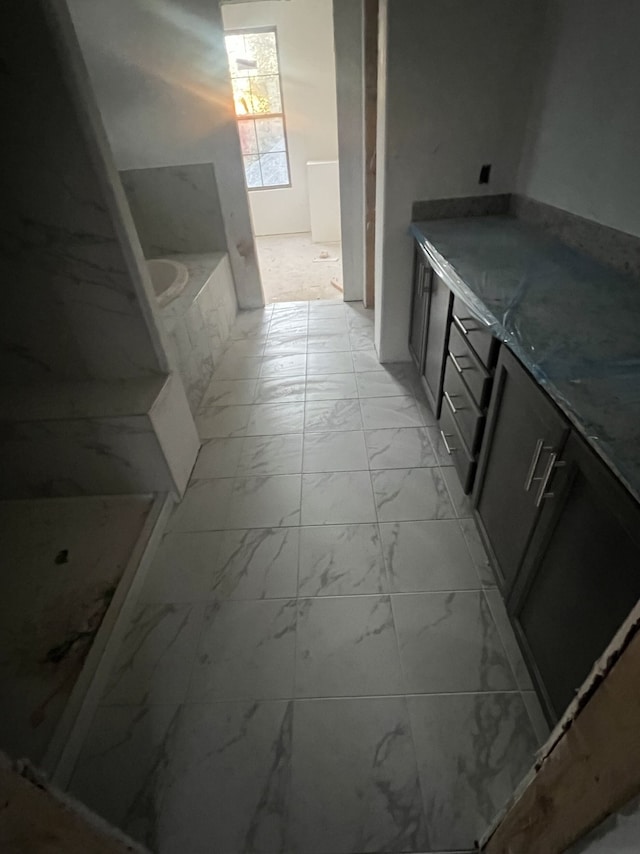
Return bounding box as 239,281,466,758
479,164,491,184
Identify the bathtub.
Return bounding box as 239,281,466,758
147,257,189,306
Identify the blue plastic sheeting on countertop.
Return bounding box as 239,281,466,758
410,216,640,501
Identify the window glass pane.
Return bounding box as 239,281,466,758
245,31,279,75
259,152,289,187
255,117,285,154
249,76,282,114
243,155,262,189
231,78,252,115
238,120,258,155
225,34,252,78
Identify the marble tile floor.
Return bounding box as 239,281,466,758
68,301,550,854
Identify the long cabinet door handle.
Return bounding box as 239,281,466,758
453,314,482,336
524,439,552,492
444,391,463,414
440,430,457,455
534,453,566,507
450,353,472,373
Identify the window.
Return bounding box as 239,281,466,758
224,28,291,190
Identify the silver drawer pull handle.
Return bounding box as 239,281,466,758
453,314,481,336
444,391,464,414
440,430,457,455
535,453,566,507
524,439,552,492
450,353,472,374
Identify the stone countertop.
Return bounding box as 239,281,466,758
158,252,227,331
410,215,640,502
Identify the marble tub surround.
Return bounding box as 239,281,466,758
120,163,227,258
161,253,238,413
69,300,546,853
411,215,640,502
0,372,197,498
0,495,152,766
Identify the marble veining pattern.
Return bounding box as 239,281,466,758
70,301,544,853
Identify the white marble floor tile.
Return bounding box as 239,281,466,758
199,378,257,408
246,402,305,436
392,591,516,693
70,700,293,854
101,603,204,705
359,396,424,429
259,353,307,377
305,372,358,401
192,437,244,478
195,404,251,439
441,466,474,518
308,302,344,317
289,697,428,854
211,528,300,600
371,467,455,522
307,332,351,353
485,588,535,690
263,332,308,355
168,478,233,532
230,308,272,338
356,370,415,398
254,375,307,404
349,328,375,350
213,355,263,380
68,703,182,846
301,471,376,524
351,349,383,372
365,427,437,469
139,531,224,602
304,399,363,432
307,317,348,335
227,475,302,528
189,599,297,700
268,317,309,337
298,524,386,596
295,596,403,697
302,430,368,472
379,520,481,592
237,434,304,476
408,693,537,851
307,351,354,375
459,517,498,588
522,691,551,745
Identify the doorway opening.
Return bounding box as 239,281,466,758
221,1,343,304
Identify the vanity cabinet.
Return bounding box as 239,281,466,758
408,244,431,371
474,346,640,722
510,431,640,719
473,346,570,594
421,271,452,416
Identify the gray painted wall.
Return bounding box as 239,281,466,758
518,0,640,238
333,0,365,303
120,164,227,258
67,0,264,308
375,0,542,361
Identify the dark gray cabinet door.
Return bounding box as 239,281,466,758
421,272,452,416
473,346,569,595
511,431,640,721
409,247,431,372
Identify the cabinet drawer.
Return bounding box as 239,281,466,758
443,357,485,454
439,401,476,494
448,323,492,409
452,296,497,368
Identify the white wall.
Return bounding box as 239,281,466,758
221,0,339,236
333,0,365,302
518,0,640,238
67,0,264,308
375,0,542,361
